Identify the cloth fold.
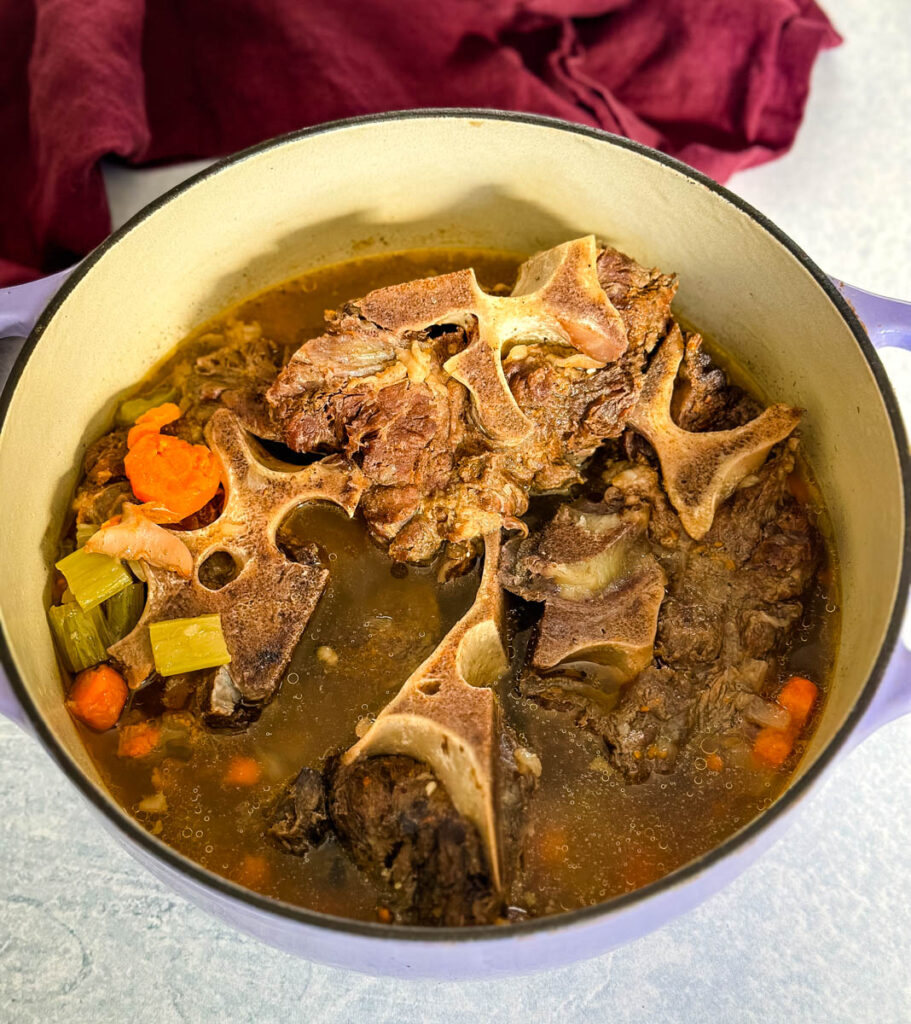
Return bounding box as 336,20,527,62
0,0,840,285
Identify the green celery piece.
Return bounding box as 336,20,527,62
48,603,110,673
116,388,178,426
75,522,99,548
55,547,132,611
149,615,231,677
103,582,146,644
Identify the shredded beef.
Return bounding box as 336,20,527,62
268,768,330,855
83,430,128,485
596,246,677,356
176,329,290,442
73,479,133,525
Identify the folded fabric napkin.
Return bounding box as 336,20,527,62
0,0,840,285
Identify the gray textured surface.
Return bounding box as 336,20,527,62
2,716,910,1023
2,0,910,1019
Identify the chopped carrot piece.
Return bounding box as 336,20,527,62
223,755,261,786
753,727,794,767
66,665,128,731
117,720,162,758
706,753,724,772
124,433,221,522
126,403,182,448
778,676,818,730
753,676,819,769
377,907,392,924
236,854,269,888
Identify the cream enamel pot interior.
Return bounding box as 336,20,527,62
0,111,909,978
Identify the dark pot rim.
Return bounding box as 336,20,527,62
2,108,909,945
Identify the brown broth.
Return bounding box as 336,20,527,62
62,247,839,922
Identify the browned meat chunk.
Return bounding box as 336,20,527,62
596,245,677,357
83,430,128,485
329,755,501,926
268,767,330,855
672,333,762,431
504,349,639,485
73,479,133,526
71,428,134,526
176,331,290,442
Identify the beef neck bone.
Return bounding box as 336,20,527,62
110,408,367,700
357,235,628,445
533,566,667,689
342,530,510,888
628,326,800,540
503,505,667,688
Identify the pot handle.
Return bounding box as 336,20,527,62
0,268,73,728
0,268,73,339
834,280,911,740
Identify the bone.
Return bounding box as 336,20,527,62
628,326,801,539
341,531,509,887
499,503,666,688
532,557,668,686
109,409,367,699
358,236,628,445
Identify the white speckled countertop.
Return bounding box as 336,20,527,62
2,1,910,1019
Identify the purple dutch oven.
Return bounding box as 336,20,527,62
0,112,909,977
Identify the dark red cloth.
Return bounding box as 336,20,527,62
0,0,840,285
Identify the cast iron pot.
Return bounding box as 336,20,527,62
1,111,909,978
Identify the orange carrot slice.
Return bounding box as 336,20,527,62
753,676,819,768
117,720,162,758
127,402,182,448
777,676,818,731
223,755,261,786
66,665,128,731
125,433,221,522
753,727,794,767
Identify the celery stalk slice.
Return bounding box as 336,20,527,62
55,547,133,611
103,582,146,644
116,388,178,426
75,522,99,548
48,603,110,673
149,615,231,676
